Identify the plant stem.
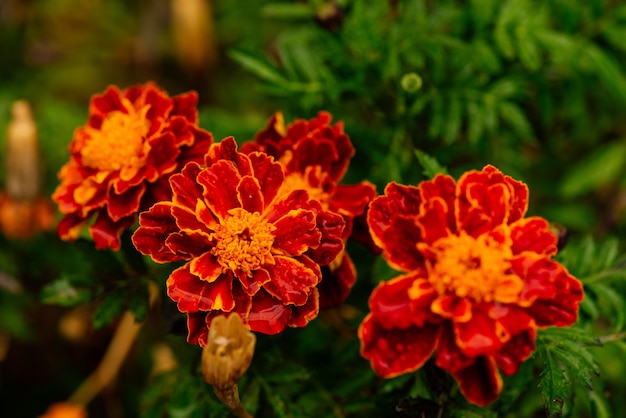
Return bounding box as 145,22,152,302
213,384,253,418
599,331,626,344
69,281,159,405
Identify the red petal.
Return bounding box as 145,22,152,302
187,311,208,346
308,211,345,265
272,209,319,255
169,162,204,209
419,174,457,231
90,86,125,125
431,295,472,322
359,314,440,378
57,213,88,242
263,256,320,305
205,137,252,176
415,196,453,244
171,204,213,232
132,203,180,262
510,217,557,256
265,189,320,224
328,182,376,218
237,175,264,214
171,91,198,122
248,151,284,208
198,160,241,219
494,328,536,375
452,356,503,406
90,212,134,250
527,267,583,327
288,287,320,327
454,307,504,357
369,273,425,329
247,289,292,334
167,265,235,312
107,183,145,221
435,324,475,373
177,125,213,165
189,252,223,282
165,229,212,259
146,132,180,175
143,86,174,129
368,183,425,272
318,253,357,310
237,268,271,296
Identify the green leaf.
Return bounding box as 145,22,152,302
443,96,462,144
560,142,626,197
414,149,449,179
128,284,150,323
228,49,290,86
499,101,534,140
41,276,93,307
261,3,313,19
92,290,128,329
539,350,569,418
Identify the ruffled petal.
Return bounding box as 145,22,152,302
263,256,320,306
510,217,557,256
359,315,440,378
494,328,536,375
318,252,357,310
165,229,212,259
237,175,264,214
329,181,376,218
272,209,320,256
189,252,223,282
107,183,145,221
198,160,242,219
132,202,181,262
288,287,320,328
307,210,345,265
451,355,503,407
369,273,432,329
246,289,292,334
453,306,505,357
167,265,235,312
90,212,134,250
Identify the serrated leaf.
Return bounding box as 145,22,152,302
589,283,625,331
540,326,602,347
560,142,626,197
466,101,485,144
539,351,570,417
93,290,128,329
499,101,534,140
551,345,598,390
41,276,93,307
414,149,449,179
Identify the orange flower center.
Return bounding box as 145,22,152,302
282,167,329,209
81,103,151,171
211,208,276,276
423,232,522,303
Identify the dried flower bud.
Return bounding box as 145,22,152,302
314,1,344,32
201,313,255,389
5,100,40,200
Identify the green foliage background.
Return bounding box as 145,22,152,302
1,0,626,417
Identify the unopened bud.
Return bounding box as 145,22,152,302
201,313,255,389
5,100,41,200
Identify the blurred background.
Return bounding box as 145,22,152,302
1,0,626,417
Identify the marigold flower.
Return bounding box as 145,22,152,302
242,112,376,309
132,137,345,344
52,82,212,249
359,165,584,406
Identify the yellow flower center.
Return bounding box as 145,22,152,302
211,208,276,276
81,102,151,171
423,232,522,303
282,167,329,209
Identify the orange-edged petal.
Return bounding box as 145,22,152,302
329,181,376,218
205,137,252,176
435,323,475,373
510,217,557,256
415,196,453,245
318,252,357,310
512,255,564,306
246,289,292,334
237,175,264,214
248,151,284,209
237,268,272,296
189,252,223,282
494,328,536,375
368,182,425,272
107,183,145,221
359,314,440,378
453,306,505,357
288,287,320,327
90,212,134,250
527,267,583,327
306,210,345,265
263,256,320,306
170,162,204,209
369,273,423,330
198,160,242,219
272,209,320,256
431,294,472,323
419,174,457,231
187,311,209,346
265,189,321,224
171,90,199,123
165,229,211,259
167,265,235,312
451,355,503,407
132,202,181,262
57,213,89,242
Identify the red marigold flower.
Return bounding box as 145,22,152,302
52,83,212,250
242,111,376,309
359,165,584,406
132,137,345,344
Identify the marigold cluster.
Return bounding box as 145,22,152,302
359,165,584,406
53,83,212,249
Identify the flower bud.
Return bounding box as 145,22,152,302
201,313,255,389
5,100,40,200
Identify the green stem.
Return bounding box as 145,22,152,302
599,331,626,344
